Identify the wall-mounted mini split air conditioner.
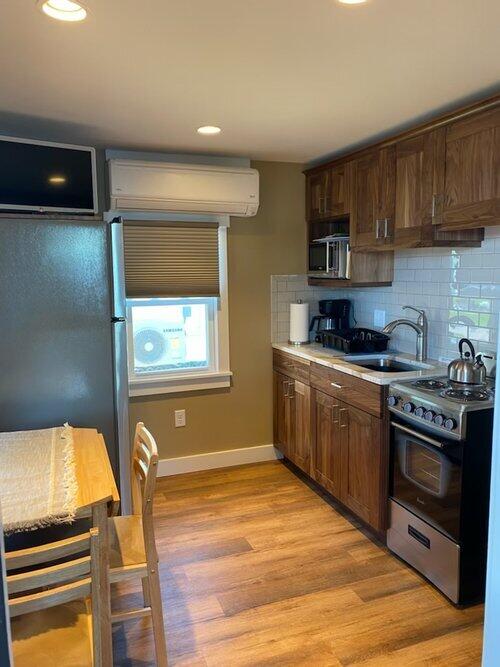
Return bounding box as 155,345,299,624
108,159,259,217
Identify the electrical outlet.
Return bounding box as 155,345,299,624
374,309,386,328
174,409,186,428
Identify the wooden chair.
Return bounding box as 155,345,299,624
5,527,106,667
108,422,167,666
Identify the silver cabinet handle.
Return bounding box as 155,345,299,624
375,219,381,239
340,407,349,429
287,380,295,399
384,218,390,239
431,194,437,219
330,382,343,389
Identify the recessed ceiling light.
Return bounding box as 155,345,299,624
338,0,368,4
197,126,222,136
38,0,88,22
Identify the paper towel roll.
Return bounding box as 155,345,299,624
289,301,310,344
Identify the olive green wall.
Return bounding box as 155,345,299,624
128,161,306,459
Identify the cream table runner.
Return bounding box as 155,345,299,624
0,424,78,534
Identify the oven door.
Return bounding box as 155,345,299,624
390,420,463,541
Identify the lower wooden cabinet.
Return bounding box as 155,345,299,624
312,390,342,498
338,400,384,531
273,370,311,475
273,354,388,535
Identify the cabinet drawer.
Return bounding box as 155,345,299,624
310,362,383,417
273,350,310,384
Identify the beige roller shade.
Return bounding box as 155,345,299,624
123,221,220,297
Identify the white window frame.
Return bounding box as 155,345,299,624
127,220,231,396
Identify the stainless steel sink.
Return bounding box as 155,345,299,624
345,358,422,373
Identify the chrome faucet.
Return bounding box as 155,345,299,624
382,306,428,362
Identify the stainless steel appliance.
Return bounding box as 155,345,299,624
387,376,494,604
0,216,130,510
308,235,350,279
448,338,487,387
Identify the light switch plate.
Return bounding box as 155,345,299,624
374,309,386,328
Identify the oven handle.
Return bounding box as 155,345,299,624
390,421,447,449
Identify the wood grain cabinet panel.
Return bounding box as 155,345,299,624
306,164,351,222
307,170,329,221
339,402,384,531
441,107,500,230
351,147,395,250
273,370,312,475
289,380,311,475
312,390,342,498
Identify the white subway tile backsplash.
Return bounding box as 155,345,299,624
271,228,500,360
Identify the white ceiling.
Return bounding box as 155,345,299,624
0,0,499,163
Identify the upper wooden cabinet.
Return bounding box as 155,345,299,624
350,147,395,249
306,96,500,253
441,106,500,230
306,163,350,221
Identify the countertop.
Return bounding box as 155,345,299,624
272,342,447,386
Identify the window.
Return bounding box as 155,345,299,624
128,297,215,376
124,220,231,396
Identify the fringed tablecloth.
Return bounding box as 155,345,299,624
0,424,78,533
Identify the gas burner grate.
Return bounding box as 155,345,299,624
440,388,491,403
414,379,447,391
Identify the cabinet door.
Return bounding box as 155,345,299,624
307,171,328,221
351,148,395,249
289,380,311,475
273,371,291,458
325,163,351,218
394,129,445,246
313,390,342,498
442,106,500,229
339,402,383,531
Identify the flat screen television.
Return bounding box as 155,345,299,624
0,136,97,214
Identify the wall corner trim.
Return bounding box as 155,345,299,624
157,444,283,477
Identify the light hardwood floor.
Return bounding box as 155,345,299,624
112,461,484,666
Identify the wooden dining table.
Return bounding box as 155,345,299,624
1,427,120,666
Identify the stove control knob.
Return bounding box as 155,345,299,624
424,410,436,422
434,414,446,427
444,417,457,431
403,402,415,414
387,395,399,407
414,406,425,418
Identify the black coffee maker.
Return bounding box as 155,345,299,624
309,299,352,342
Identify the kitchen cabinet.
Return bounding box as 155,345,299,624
313,390,342,499
306,163,350,222
273,364,312,475
305,95,500,253
273,350,389,534
339,401,384,530
441,106,500,230
350,146,395,250
392,129,483,248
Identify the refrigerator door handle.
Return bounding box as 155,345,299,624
109,216,127,320
113,320,131,514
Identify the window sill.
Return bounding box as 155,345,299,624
129,371,233,397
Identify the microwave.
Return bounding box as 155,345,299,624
309,240,334,273
309,237,350,279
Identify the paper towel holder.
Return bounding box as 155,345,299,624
288,299,312,346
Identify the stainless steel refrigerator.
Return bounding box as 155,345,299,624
0,216,130,508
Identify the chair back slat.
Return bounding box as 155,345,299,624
7,556,91,595
5,533,90,571
9,578,92,618
131,423,159,517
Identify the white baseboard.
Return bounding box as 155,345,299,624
157,444,283,477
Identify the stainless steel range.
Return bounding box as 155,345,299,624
386,376,494,605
